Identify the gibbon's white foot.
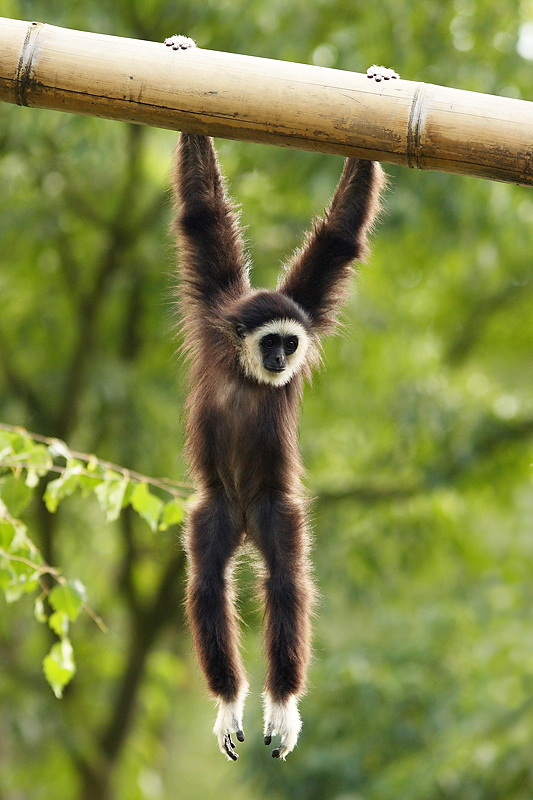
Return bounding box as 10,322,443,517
213,689,247,761
263,694,302,760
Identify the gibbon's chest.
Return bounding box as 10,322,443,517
208,374,293,470
213,375,274,439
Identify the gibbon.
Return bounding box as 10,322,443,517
167,35,390,760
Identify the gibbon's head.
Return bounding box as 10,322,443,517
226,291,313,387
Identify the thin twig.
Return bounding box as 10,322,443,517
0,422,193,497
0,548,55,576
0,459,190,500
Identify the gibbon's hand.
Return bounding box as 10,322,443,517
164,34,196,50
366,65,400,81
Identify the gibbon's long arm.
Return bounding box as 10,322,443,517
279,158,385,333
172,133,250,311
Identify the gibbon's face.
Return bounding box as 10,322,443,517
238,318,310,386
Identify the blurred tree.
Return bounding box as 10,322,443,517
1,0,533,799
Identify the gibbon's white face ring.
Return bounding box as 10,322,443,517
239,318,310,386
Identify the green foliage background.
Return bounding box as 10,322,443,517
1,0,533,798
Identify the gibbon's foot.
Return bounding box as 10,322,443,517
213,692,247,761
164,34,196,50
263,694,302,760
366,65,400,81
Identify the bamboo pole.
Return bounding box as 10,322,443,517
1,16,533,185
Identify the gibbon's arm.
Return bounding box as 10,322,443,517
172,133,250,311
279,158,385,334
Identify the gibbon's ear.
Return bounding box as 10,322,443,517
236,323,247,340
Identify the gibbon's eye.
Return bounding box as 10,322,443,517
284,336,298,354
263,336,276,349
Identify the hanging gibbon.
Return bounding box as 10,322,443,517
166,34,393,760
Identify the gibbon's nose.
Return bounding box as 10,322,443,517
264,350,287,372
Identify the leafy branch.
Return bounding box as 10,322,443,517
0,422,191,697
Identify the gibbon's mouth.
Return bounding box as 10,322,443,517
265,365,286,373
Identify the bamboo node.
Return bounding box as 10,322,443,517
407,82,430,170
15,20,44,107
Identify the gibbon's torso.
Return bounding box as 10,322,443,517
185,345,304,509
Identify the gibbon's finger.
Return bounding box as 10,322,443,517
236,730,245,742
224,734,238,761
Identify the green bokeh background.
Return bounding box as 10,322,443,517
1,1,533,798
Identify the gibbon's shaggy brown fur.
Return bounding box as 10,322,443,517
169,41,385,761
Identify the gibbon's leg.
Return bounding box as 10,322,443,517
185,489,248,760
249,494,315,759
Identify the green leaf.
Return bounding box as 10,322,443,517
44,464,85,513
48,610,69,637
43,639,76,698
0,431,16,459
48,581,85,622
77,473,105,497
23,442,52,472
0,518,16,549
95,475,129,522
0,475,33,517
3,574,40,603
130,482,164,532
159,498,186,530
0,431,23,459
0,519,41,602
1,438,52,481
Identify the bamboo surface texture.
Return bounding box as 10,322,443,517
1,16,533,185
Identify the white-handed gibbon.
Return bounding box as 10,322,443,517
166,35,391,760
